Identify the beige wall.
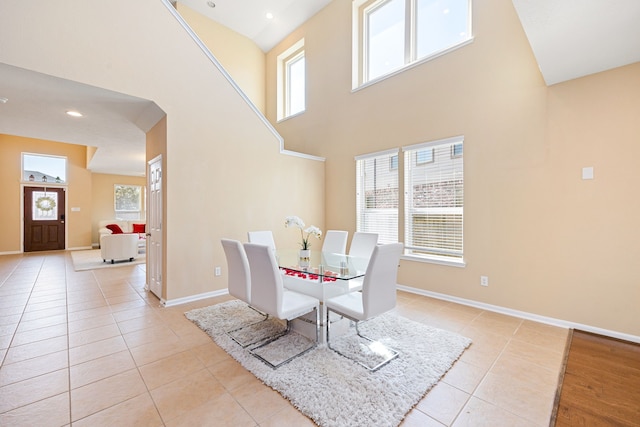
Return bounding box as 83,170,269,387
176,2,266,114
0,134,93,252
0,0,324,303
266,0,640,336
4,0,636,337
91,173,147,245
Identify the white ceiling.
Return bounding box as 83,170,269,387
1,0,638,176
0,63,164,176
512,0,640,85
176,0,333,52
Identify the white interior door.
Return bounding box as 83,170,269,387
147,155,163,299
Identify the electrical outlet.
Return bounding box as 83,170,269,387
480,276,489,287
215,267,221,276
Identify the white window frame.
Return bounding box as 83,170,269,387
403,136,464,267
277,38,306,121
114,184,142,220
352,0,473,89
355,148,399,244
22,152,67,184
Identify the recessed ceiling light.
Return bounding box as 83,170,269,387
207,1,215,8
66,110,83,117
0,97,8,104
266,12,274,19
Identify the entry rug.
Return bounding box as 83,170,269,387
70,249,145,271
185,300,472,427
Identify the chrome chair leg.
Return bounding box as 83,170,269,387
326,308,399,372
248,307,319,369
225,309,271,348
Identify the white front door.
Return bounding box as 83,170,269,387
147,155,163,299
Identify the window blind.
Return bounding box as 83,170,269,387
403,136,463,261
355,149,399,244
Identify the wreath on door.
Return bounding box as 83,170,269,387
35,195,56,212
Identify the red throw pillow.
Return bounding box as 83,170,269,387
106,224,124,234
132,223,146,233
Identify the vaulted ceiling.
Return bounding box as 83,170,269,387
179,0,640,84
176,0,333,52
1,0,638,175
512,0,640,85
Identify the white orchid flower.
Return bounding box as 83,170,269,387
285,216,322,249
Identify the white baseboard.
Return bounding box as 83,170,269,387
1,247,93,256
155,281,640,344
1,247,95,255
0,251,22,256
161,289,229,307
397,284,640,344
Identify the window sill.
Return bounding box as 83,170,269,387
277,110,305,123
400,254,466,268
352,37,475,93
22,181,67,187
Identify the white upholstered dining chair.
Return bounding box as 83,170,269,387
221,239,251,303
345,232,379,290
221,238,268,347
244,242,320,368
322,230,349,254
247,230,276,250
325,242,403,371
348,232,379,260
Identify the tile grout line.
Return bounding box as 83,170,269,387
0,255,44,370
448,315,526,426
67,252,165,425
65,252,73,427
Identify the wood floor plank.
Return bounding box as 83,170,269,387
551,330,640,427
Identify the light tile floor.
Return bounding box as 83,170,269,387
0,252,569,426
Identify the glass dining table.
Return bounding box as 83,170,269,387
275,250,369,343
276,250,368,283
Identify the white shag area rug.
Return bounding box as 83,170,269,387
185,300,472,427
70,249,145,271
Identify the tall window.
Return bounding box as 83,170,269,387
22,153,67,183
277,39,306,120
403,136,463,263
114,184,142,220
353,0,472,86
366,0,406,81
356,149,399,244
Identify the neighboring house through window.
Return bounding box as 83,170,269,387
355,149,399,244
352,0,473,87
403,136,464,264
277,39,306,120
22,153,67,183
356,138,463,265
